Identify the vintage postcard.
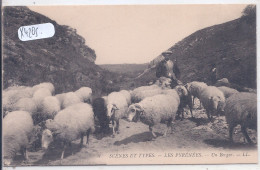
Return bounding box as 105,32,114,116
2,3,257,167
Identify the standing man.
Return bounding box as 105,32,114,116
156,50,181,88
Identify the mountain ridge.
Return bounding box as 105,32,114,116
137,14,256,89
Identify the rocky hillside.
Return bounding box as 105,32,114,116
137,8,256,89
3,7,115,95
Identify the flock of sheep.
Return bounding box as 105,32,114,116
2,77,257,165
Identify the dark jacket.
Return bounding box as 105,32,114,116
156,59,181,79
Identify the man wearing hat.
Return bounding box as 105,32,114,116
156,50,181,88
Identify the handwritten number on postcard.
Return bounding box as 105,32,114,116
18,23,55,41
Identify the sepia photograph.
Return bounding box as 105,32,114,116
2,3,257,167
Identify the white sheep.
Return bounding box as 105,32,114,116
75,87,92,104
215,78,230,87
131,77,172,103
131,87,163,103
62,92,81,109
41,103,95,160
107,92,128,137
41,96,61,119
127,93,180,138
3,86,34,113
120,90,131,106
55,93,66,107
217,86,239,98
200,86,225,121
32,88,52,109
185,81,208,108
225,92,257,144
13,97,37,115
154,77,172,89
3,111,34,165
133,84,160,92
32,82,55,95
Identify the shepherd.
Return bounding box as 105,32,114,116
156,50,181,88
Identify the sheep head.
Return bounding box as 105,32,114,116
42,119,63,150
160,77,172,89
175,85,188,97
41,129,53,150
107,103,119,118
127,104,144,122
210,96,225,116
184,83,191,92
3,158,12,166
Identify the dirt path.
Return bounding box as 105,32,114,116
12,99,257,166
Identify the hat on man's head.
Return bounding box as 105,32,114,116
162,50,173,56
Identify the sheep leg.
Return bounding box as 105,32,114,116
111,119,115,137
177,108,184,120
190,107,193,118
163,126,169,137
149,125,157,138
24,148,29,160
86,129,91,145
170,121,175,134
69,142,74,155
21,147,29,161
164,118,173,136
229,125,234,143
61,142,67,161
206,110,212,122
80,133,84,147
115,119,120,134
241,126,253,144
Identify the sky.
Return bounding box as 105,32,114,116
29,5,248,65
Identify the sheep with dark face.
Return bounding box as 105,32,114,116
92,97,110,133
175,85,193,120
127,91,180,138
200,86,225,121
225,92,257,144
41,103,95,161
